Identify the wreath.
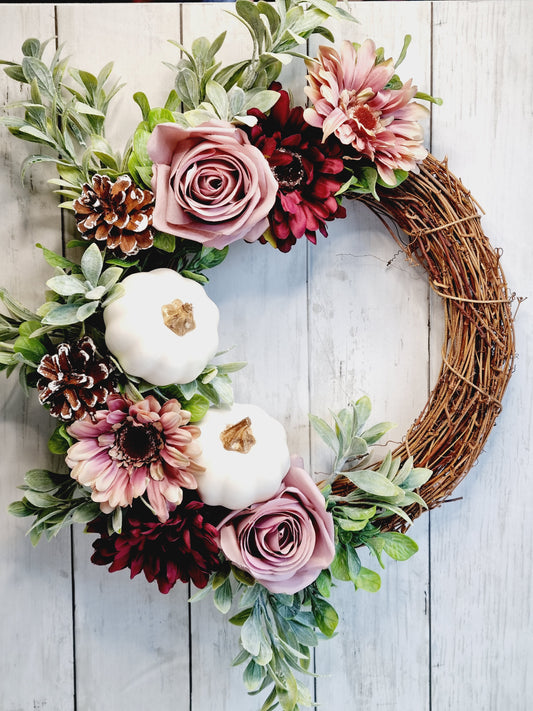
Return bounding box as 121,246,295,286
0,2,515,710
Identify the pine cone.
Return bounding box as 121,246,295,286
73,174,154,256
37,336,116,422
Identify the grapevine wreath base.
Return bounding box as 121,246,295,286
347,154,516,527
0,2,517,709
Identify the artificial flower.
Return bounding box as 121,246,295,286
66,395,204,522
248,82,346,252
218,455,335,594
304,39,428,185
147,120,278,249
87,497,221,593
73,174,154,256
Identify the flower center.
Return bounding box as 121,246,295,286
112,421,163,467
220,417,256,454
339,89,381,136
271,148,306,190
162,299,196,336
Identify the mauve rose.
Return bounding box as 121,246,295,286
218,456,335,594
147,120,278,249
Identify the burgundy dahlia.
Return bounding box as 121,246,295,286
247,82,347,252
87,498,221,593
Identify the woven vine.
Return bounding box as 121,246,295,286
334,154,516,528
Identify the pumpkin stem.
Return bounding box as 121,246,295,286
220,417,256,454
162,299,196,336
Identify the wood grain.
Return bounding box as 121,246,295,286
0,3,531,710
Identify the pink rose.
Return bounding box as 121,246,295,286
218,455,335,594
147,120,278,249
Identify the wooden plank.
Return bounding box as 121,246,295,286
0,5,75,710
430,2,533,707
54,5,191,710
308,3,432,708
180,4,311,709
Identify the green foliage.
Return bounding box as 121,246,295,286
200,568,340,711
9,468,99,544
40,243,124,327
0,38,125,189
311,399,432,593
165,0,356,129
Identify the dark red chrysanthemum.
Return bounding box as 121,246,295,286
247,82,347,252
87,498,221,593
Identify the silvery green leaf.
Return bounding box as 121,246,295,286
242,89,280,114
346,469,404,498
241,611,262,656
243,659,265,692
76,301,99,321
262,50,295,65
354,395,371,430
176,68,199,110
213,577,233,614
239,583,262,610
80,243,103,286
400,490,427,508
381,532,419,561
346,436,369,460
201,366,218,384
74,101,105,117
378,451,393,476
309,414,338,454
181,107,218,127
72,501,101,523
375,503,413,525
111,506,122,534
101,283,125,308
216,361,247,374
391,456,414,486
98,266,122,292
24,469,58,492
353,566,381,592
361,420,396,445
206,80,229,120
0,288,38,322
255,639,273,666
308,0,356,22
383,454,401,482
42,303,83,326
21,56,55,98
337,517,368,532
179,380,198,400
211,375,234,406
401,467,433,490
84,285,106,301
337,505,376,521
228,86,245,116
23,490,58,508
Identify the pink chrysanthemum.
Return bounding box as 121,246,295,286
66,395,204,522
304,39,429,185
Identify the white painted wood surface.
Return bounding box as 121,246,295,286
0,3,531,710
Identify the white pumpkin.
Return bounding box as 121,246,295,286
196,403,290,510
103,268,219,386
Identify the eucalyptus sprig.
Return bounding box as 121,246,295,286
163,0,356,129
8,468,99,545
311,399,432,592
0,38,125,192
198,566,339,711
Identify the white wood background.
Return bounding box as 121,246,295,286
0,3,531,710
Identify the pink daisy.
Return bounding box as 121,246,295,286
66,395,204,522
304,39,428,185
